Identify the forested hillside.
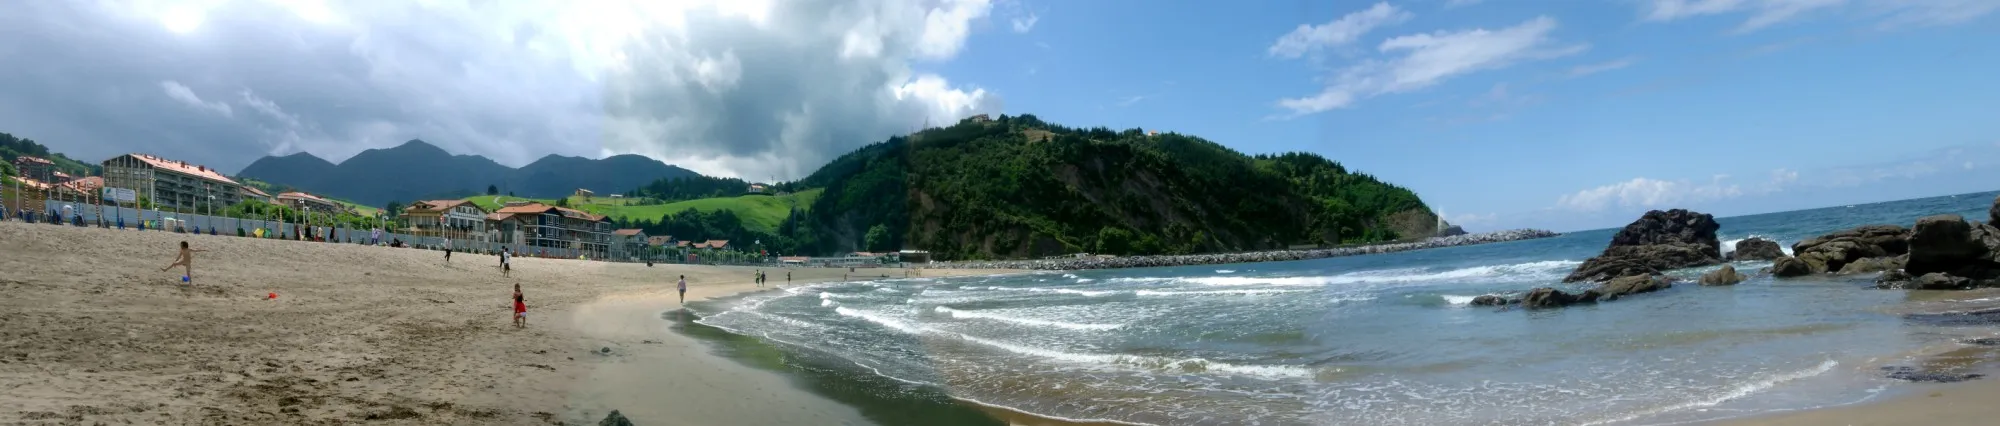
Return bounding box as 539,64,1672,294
781,114,1436,260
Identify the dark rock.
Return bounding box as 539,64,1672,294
1991,194,1999,225
1907,215,1989,275
599,347,611,354
600,410,635,426
1792,225,1910,273
1769,256,1813,277
1699,265,1745,286
1598,274,1672,299
1838,256,1906,274
1882,366,1985,383
1875,270,1916,289
1521,287,1587,309
1729,237,1786,261
1437,225,1468,237
1565,209,1722,283
1964,337,2000,346
1914,272,1975,290
1468,295,1511,306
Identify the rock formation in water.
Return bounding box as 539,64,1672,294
1789,225,1910,274
1876,212,2000,289
1699,265,1745,286
1517,275,1675,309
1768,256,1813,277
600,410,634,426
1728,237,1786,261
1563,209,1723,283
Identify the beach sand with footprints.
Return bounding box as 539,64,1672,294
0,220,1017,424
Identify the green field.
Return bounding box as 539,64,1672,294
462,189,822,232
332,199,381,217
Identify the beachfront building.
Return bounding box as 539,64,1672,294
403,199,490,243
487,202,614,258
241,186,273,204
12,156,55,183
50,177,103,202
611,229,649,260
646,235,675,247
100,153,247,211
275,192,348,215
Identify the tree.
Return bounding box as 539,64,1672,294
384,201,403,218
555,197,570,207
864,224,892,252
487,185,498,196
1094,227,1133,254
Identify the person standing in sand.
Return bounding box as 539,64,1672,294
159,241,204,281
500,247,512,276
677,275,688,304
443,237,453,263
512,283,527,328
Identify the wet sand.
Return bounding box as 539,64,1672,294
0,220,1017,424
1716,379,2000,426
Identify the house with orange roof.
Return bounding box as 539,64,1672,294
485,202,615,258
100,153,247,210
276,191,348,214
240,186,273,204
404,199,490,242
52,176,103,200
611,229,649,259
12,156,55,183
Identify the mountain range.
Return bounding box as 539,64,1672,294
236,140,696,207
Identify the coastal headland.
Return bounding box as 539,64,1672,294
0,220,1017,424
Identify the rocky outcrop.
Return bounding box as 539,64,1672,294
600,410,635,426
1729,238,1786,261
1992,196,1999,225
1769,256,1813,277
1521,287,1593,309
1517,275,1673,309
1469,294,1513,306
1880,271,1976,290
925,229,1560,270
1437,225,1468,237
1700,265,1745,286
1904,215,2000,277
1564,209,1723,283
1839,255,1906,274
1791,225,1910,274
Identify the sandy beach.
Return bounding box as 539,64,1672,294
1716,379,2000,426
0,220,1018,425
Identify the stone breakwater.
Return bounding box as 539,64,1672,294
920,229,1561,271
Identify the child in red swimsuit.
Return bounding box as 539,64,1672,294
512,283,527,328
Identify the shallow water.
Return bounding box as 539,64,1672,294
689,191,2000,426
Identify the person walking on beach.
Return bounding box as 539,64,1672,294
677,275,688,304
159,241,204,281
786,271,791,285
500,247,512,276
443,237,453,263
512,283,527,328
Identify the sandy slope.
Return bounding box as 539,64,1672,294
0,221,1016,425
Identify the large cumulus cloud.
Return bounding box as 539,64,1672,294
0,0,1005,179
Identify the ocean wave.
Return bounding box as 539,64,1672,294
1578,360,1839,426
832,307,1310,379
820,299,837,307
1215,269,1237,274
1134,289,1309,297
983,286,1119,297
934,307,1125,331
1441,295,1480,305
1159,260,1582,287
819,291,873,300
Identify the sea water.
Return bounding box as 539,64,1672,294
687,191,2000,426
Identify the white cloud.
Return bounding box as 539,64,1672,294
159,81,233,117
1556,176,1744,212
1267,2,1412,59
1115,95,1148,107
1567,57,1637,78
1643,0,1843,33
1769,168,1799,185
1641,0,1995,33
1276,16,1585,117
1010,13,1038,33
5,0,1008,180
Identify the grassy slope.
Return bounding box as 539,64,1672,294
331,199,381,217
461,189,823,233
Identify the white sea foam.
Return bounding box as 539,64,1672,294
831,307,1310,379
1578,360,1839,426
934,306,1125,331
820,299,837,307
833,307,925,334
1134,289,1308,297
984,286,1118,297
1722,235,1795,257
1165,260,1582,287
1215,269,1237,274
1441,295,1480,305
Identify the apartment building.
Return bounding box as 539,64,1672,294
276,192,348,214
486,202,613,258
404,199,490,241
101,153,245,210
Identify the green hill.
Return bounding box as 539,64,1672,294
460,189,821,234
779,114,1436,260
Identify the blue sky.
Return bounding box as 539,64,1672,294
6,0,1995,233
931,0,2000,232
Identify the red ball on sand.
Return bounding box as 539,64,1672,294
268,292,278,300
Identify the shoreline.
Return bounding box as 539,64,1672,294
921,229,1559,270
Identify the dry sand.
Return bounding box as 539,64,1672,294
0,220,1018,425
